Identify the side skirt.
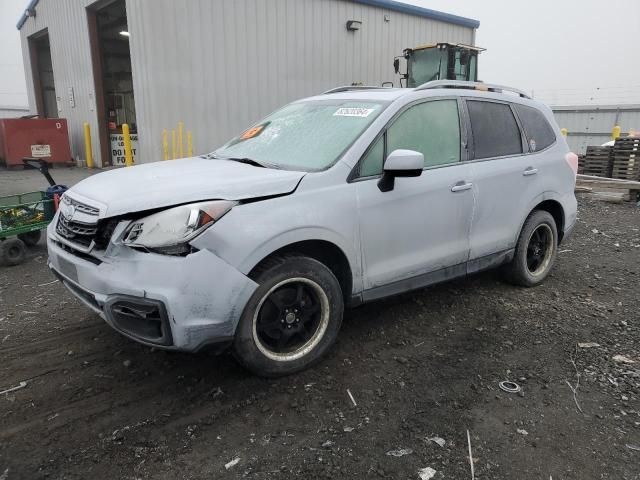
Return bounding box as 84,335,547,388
361,262,467,303
351,249,515,306
467,248,514,275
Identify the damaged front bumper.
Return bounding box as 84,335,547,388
46,222,258,351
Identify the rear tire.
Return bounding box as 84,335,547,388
0,238,27,266
503,210,558,287
233,254,344,377
18,230,42,247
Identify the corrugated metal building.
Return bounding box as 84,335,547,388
552,104,640,154
17,0,479,166
0,106,30,119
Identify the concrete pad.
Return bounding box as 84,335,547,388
0,166,113,196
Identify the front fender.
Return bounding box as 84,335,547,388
237,226,361,283
190,183,363,294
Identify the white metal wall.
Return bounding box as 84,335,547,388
127,0,474,163
553,105,640,154
20,0,474,165
20,0,100,164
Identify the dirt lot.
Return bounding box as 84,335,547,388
1,196,639,480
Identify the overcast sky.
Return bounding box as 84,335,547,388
413,0,640,105
0,0,28,107
1,0,639,107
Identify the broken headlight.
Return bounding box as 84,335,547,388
122,200,237,254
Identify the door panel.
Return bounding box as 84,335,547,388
356,163,473,289
354,98,473,290
465,99,540,263
469,156,541,260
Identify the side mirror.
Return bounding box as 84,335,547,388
393,58,400,74
377,149,423,192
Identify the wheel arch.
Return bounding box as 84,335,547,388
535,199,565,241
519,194,566,244
248,239,355,304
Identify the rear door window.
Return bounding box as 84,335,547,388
466,100,523,159
513,104,556,152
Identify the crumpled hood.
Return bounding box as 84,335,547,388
67,157,305,218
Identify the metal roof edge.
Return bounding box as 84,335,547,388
551,104,640,112
350,0,480,29
17,0,39,30
17,0,480,30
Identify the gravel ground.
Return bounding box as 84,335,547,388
0,196,638,480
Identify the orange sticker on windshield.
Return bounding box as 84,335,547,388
240,125,265,140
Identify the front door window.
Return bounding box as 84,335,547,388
387,99,461,168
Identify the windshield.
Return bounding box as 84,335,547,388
212,100,387,171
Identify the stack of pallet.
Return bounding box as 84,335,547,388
611,137,640,181
576,174,640,203
578,146,613,177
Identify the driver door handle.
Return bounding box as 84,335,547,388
523,167,538,176
451,181,473,192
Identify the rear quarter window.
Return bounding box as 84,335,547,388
466,100,523,159
513,104,557,152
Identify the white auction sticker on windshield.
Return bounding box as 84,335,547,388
334,107,375,117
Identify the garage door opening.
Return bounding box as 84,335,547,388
28,30,58,119
88,0,137,167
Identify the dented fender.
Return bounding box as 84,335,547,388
190,174,364,295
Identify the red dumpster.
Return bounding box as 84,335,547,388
0,118,73,167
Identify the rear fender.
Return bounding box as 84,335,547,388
514,191,567,244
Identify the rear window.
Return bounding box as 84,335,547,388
467,100,523,159
514,104,556,152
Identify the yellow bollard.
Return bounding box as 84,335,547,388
178,122,184,158
171,129,177,160
162,129,169,161
122,123,134,167
560,128,568,137
187,131,193,157
83,122,94,168
612,125,621,141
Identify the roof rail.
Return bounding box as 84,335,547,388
323,85,388,95
415,80,531,99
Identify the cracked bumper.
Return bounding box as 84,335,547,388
46,224,258,351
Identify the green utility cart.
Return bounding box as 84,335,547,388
0,159,67,266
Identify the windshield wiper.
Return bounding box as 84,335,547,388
203,153,280,169
224,157,267,168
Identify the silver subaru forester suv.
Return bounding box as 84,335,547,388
48,80,578,376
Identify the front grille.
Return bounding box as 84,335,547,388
62,195,100,215
56,196,122,251
56,213,98,247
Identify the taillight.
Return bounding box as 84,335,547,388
565,152,578,177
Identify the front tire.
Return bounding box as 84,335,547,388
233,255,344,377
503,210,558,287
